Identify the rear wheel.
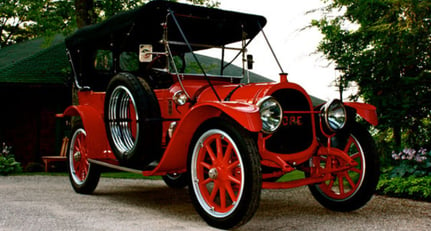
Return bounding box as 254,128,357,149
67,124,101,194
308,123,380,211
188,120,261,229
162,173,188,188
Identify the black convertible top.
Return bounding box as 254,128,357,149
65,0,267,53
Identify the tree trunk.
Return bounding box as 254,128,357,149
74,0,95,28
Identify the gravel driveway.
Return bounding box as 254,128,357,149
0,175,430,231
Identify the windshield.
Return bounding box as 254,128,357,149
160,48,249,78
161,9,260,79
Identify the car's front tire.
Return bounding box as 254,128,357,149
188,119,261,229
308,123,380,211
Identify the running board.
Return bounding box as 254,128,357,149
88,159,143,174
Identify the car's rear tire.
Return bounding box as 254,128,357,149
188,119,261,229
104,73,162,168
162,173,188,189
67,123,101,194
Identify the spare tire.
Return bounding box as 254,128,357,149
104,73,162,168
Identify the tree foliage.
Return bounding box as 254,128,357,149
313,0,431,150
0,0,75,47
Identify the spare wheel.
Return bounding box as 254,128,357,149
104,73,162,168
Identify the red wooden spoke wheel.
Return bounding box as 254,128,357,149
188,120,261,230
317,136,365,199
70,128,89,183
194,131,243,214
67,125,100,194
309,123,380,211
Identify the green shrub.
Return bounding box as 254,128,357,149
0,142,22,175
377,175,431,202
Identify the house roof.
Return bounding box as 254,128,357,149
0,35,70,85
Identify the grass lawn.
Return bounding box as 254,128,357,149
277,170,305,182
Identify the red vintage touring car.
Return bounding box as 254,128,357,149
60,1,380,229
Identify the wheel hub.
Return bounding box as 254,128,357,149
208,168,218,179
74,151,81,161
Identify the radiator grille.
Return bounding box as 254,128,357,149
265,89,314,154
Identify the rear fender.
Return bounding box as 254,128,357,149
146,102,261,175
58,105,112,159
345,102,378,126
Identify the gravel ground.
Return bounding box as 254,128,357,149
0,175,430,231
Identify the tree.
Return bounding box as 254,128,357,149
1,0,42,47
312,0,431,150
1,0,76,47
75,0,95,28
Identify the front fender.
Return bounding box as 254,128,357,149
205,101,262,132
58,105,112,159
146,102,261,175
344,102,378,126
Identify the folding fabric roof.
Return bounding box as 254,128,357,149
65,0,267,53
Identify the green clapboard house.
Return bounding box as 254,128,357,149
0,36,71,168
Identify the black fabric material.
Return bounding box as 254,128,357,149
65,0,267,53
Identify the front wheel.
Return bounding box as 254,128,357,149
67,124,101,194
188,120,261,229
308,123,380,211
